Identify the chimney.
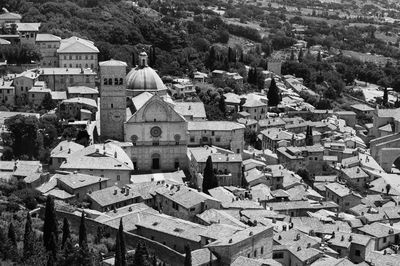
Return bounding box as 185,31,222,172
60,146,63,151
114,188,117,195
68,148,71,154
114,151,117,158
125,188,130,196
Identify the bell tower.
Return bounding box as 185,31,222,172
99,59,127,141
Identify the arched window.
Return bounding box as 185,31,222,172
104,78,108,85
119,78,123,85
108,78,112,85
115,78,118,85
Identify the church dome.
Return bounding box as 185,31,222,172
125,52,167,95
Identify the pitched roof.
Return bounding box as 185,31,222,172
57,36,99,53
39,68,96,75
15,23,40,32
173,102,206,119
62,97,97,109
325,182,362,198
0,11,21,20
207,226,271,247
130,170,185,185
196,209,247,228
87,186,141,207
67,86,98,95
187,121,245,131
99,59,127,66
57,172,109,190
156,185,220,209
60,143,133,171
51,140,84,159
357,222,400,238
36,33,61,42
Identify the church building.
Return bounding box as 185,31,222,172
99,52,188,172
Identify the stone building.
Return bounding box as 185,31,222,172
57,36,99,70
99,59,127,141
124,94,188,172
35,33,61,67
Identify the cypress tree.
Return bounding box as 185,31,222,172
305,126,314,146
228,47,233,62
239,51,244,63
115,230,121,266
184,245,192,266
8,222,18,260
47,253,55,266
219,94,226,114
24,212,35,259
383,87,388,105
8,223,17,248
119,219,127,266
79,212,87,249
267,78,280,107
0,226,6,259
290,49,295,61
43,196,58,251
132,52,136,67
202,156,218,193
133,242,150,266
48,232,58,261
61,237,76,265
298,48,304,62
61,218,70,249
207,46,216,70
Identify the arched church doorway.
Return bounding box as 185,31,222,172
152,153,160,170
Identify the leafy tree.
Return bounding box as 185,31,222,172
267,78,280,106
3,114,39,159
184,245,192,266
61,218,70,249
42,93,57,111
296,169,312,186
43,196,58,251
132,242,151,266
202,156,218,193
24,212,35,260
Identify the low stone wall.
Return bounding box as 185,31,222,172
52,209,186,265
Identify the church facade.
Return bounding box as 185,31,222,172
124,95,188,172
99,53,188,172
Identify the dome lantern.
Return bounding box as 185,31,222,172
139,52,148,68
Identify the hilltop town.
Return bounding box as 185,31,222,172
2,0,400,265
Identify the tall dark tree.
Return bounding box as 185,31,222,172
207,46,216,70
48,233,58,261
8,222,17,260
79,212,87,249
61,218,70,249
267,78,280,106
24,212,35,259
184,244,192,266
317,51,322,62
114,219,127,266
290,49,295,61
202,156,218,193
132,52,136,67
47,253,55,266
383,87,388,106
305,125,314,146
298,48,304,62
115,225,121,266
61,237,76,265
218,94,226,114
239,51,244,63
228,47,233,62
43,196,58,251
